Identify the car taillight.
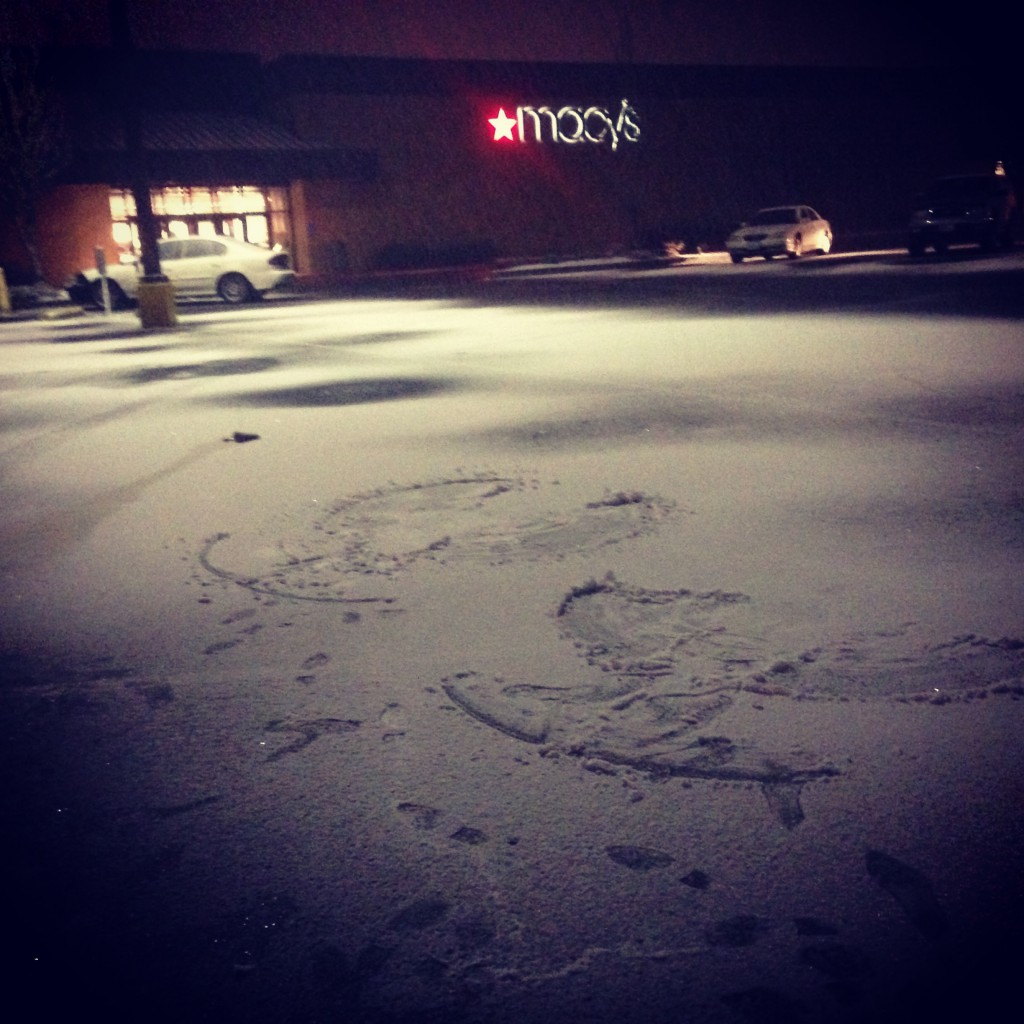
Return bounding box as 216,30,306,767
269,253,291,269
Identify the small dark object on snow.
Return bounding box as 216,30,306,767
225,431,260,443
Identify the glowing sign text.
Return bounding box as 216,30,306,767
489,99,640,150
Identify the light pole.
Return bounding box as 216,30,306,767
109,0,175,327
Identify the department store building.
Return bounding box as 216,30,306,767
1,44,1013,288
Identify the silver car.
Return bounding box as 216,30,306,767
726,205,833,263
71,236,295,308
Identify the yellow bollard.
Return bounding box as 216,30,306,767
0,267,11,313
136,277,177,328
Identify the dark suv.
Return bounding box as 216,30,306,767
908,172,1019,255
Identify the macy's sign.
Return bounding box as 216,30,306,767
488,99,640,150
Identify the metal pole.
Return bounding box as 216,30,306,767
109,0,174,325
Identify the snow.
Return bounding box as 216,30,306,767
2,252,1023,1022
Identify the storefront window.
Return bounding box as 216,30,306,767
109,185,290,257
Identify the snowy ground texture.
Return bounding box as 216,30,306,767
2,249,1023,1023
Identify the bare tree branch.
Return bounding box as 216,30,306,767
0,39,70,279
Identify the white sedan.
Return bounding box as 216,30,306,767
70,236,295,308
726,205,833,262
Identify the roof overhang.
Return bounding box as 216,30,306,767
61,111,376,186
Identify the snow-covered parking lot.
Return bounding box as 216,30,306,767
2,250,1023,1023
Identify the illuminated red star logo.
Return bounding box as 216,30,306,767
488,107,517,141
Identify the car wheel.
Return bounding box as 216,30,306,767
787,234,802,259
217,272,254,303
908,240,925,257
730,254,744,264
92,278,128,310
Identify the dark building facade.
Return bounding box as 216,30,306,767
1,39,1017,288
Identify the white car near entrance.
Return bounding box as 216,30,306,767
726,205,833,262
70,236,295,308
